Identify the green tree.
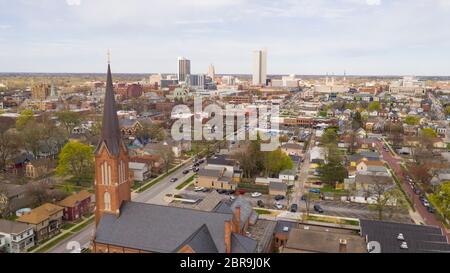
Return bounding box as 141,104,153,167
446,106,450,115
56,110,82,136
405,116,420,126
429,182,450,223
56,141,94,186
149,124,166,142
263,149,293,177
317,154,348,186
321,128,338,145
368,101,381,112
421,128,438,138
352,111,363,130
16,109,35,130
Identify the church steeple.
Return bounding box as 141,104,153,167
94,61,131,226
95,63,122,156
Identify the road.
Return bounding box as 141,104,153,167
376,140,449,240
47,158,199,253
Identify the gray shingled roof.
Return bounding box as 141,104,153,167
0,219,30,234
360,219,450,253
174,224,218,253
95,201,257,253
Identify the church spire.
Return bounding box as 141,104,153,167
94,61,122,156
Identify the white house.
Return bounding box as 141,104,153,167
128,162,150,182
0,219,35,253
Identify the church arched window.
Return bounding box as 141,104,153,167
104,192,111,211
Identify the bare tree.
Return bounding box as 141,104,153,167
367,182,405,221
157,144,175,174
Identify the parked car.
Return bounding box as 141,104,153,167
257,200,265,208
201,188,210,193
238,189,246,195
313,182,323,186
251,192,262,198
225,190,236,195
193,167,200,173
309,189,321,194
274,202,283,210
427,206,435,213
198,159,205,164
170,178,178,183
274,195,285,201
182,170,190,175
290,204,298,213
217,189,227,194
194,187,205,192
301,195,307,201
314,204,324,213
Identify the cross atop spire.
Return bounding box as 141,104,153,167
107,49,111,65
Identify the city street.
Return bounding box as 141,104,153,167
47,158,198,253
376,140,449,239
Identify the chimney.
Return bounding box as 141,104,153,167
232,206,241,234
339,239,347,253
224,220,232,254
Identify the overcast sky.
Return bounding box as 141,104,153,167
0,0,449,75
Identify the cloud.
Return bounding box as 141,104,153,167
366,0,381,5
66,0,81,6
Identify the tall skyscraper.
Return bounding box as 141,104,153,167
208,64,215,79
177,57,191,83
252,49,267,86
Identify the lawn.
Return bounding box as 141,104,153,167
307,215,359,226
255,209,273,215
176,175,196,190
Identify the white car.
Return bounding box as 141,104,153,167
251,192,262,198
194,187,205,192
275,203,283,210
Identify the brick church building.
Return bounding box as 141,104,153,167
92,63,257,253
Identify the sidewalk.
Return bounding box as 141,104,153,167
30,215,94,253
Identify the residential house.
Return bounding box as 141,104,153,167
0,183,34,217
25,158,56,179
58,190,92,222
281,143,303,156
119,119,143,137
17,203,64,243
129,162,150,182
196,168,236,191
345,174,395,204
0,219,35,253
356,160,389,176
130,155,163,176
269,182,288,197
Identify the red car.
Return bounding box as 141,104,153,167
238,189,246,195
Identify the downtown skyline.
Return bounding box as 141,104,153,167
0,0,450,75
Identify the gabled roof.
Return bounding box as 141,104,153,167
94,64,123,156
174,224,218,253
58,190,91,208
95,201,257,253
0,219,31,234
17,203,64,225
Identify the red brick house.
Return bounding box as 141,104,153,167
58,190,92,221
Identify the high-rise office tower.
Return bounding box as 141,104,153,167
208,64,215,79
177,57,191,83
252,49,267,86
